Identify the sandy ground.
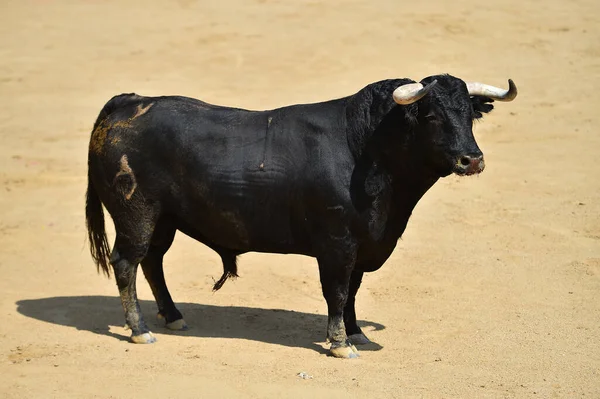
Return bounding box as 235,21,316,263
0,0,599,397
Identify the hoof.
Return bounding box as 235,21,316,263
165,319,188,331
330,343,360,359
348,333,371,345
157,313,188,331
131,332,156,344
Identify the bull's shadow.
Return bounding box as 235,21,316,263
16,296,384,354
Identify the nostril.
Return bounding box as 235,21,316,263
460,156,471,167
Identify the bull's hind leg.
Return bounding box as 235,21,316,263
110,217,156,344
140,219,187,331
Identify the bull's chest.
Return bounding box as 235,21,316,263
354,177,437,271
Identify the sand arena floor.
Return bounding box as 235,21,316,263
0,1,598,397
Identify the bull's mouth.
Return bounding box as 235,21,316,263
453,166,483,176
452,156,485,176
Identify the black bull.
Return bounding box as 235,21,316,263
86,74,516,358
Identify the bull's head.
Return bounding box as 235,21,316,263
392,75,517,177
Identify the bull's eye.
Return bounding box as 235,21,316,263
424,112,441,124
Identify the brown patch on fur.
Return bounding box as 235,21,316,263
114,155,137,200
112,119,133,129
131,102,154,120
90,102,154,154
89,119,110,154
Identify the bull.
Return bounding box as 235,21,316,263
85,74,517,358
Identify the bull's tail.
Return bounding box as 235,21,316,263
85,94,136,277
213,254,238,291
86,173,111,277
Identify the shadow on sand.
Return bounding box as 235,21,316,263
16,296,385,354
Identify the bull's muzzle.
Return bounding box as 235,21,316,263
454,154,485,176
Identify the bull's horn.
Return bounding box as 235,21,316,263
466,79,518,102
393,80,438,105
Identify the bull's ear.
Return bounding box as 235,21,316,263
471,96,494,119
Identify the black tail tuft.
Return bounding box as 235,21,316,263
213,254,238,291
86,172,111,277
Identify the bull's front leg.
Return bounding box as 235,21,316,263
316,236,359,359
344,269,371,345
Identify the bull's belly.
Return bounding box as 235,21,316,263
171,196,313,255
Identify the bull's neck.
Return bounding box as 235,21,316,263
372,116,440,219
345,82,441,240
345,79,413,160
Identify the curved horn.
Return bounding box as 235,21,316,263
393,80,438,105
466,79,518,102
